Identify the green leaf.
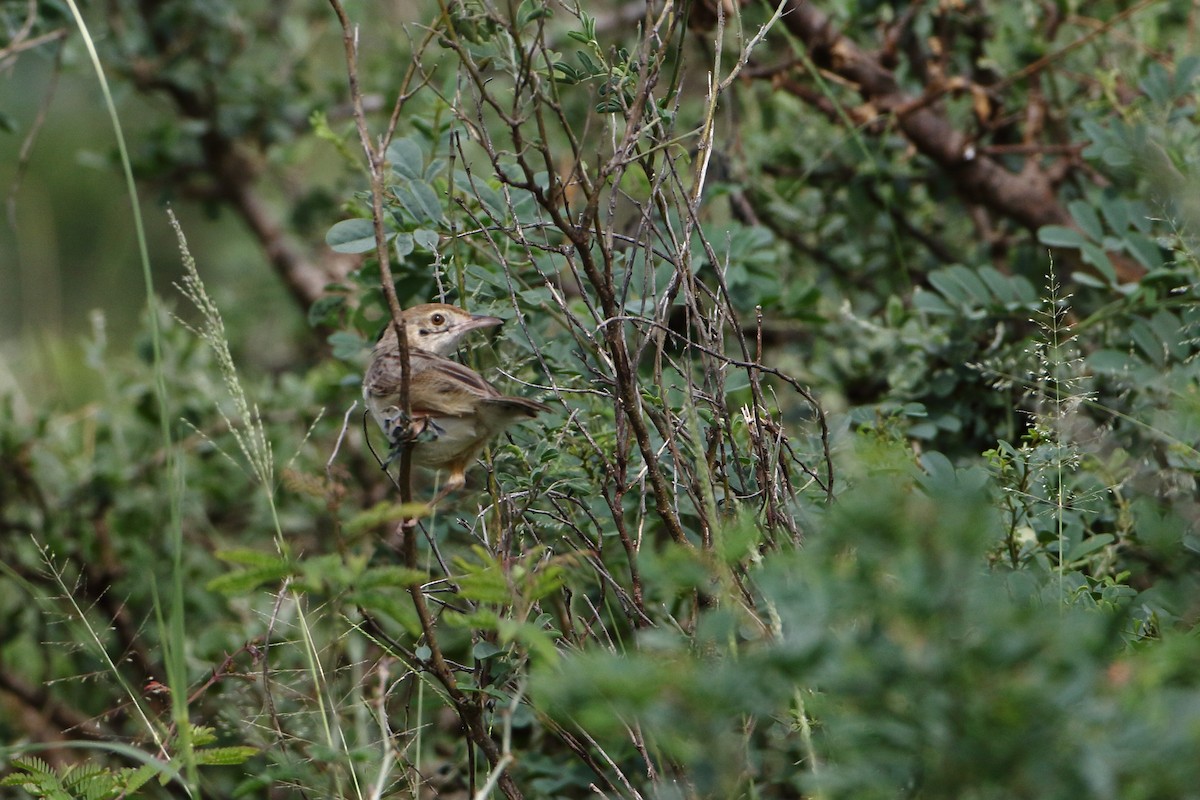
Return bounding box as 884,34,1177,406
595,97,624,114
519,0,552,24
1139,62,1171,107
551,61,580,84
1149,310,1186,361
456,566,511,604
189,725,218,747
919,451,956,484
1098,193,1130,233
1126,199,1153,233
1175,55,1200,95
394,180,445,225
972,266,1036,308
328,331,366,360
215,548,287,569
1080,242,1116,283
297,553,357,591
350,589,422,635
393,232,414,259
913,288,955,315
1128,317,1165,366
976,267,1013,304
387,137,424,180
1037,225,1087,248
497,618,560,665
307,294,345,328
529,565,567,600
116,764,159,794
927,265,991,312
473,640,504,659
345,502,431,536
1099,143,1133,168
453,169,507,221
207,565,291,595
413,229,440,251
357,565,429,589
466,262,508,289
1086,349,1135,375
1072,271,1109,289
326,218,381,253
195,746,259,766
1065,534,1114,563
577,50,600,76
1068,200,1103,242
1123,233,1163,271
445,608,502,630
5,757,53,780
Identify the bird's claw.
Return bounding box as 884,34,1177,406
382,407,445,465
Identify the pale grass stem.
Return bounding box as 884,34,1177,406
34,542,165,757
61,0,194,784
169,212,375,799
169,211,274,490
1030,262,1093,605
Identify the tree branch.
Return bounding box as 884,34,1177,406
779,0,1145,283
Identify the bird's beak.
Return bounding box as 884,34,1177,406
459,314,504,333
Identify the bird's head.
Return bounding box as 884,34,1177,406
377,303,503,356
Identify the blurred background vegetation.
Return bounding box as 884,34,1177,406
3,0,1200,798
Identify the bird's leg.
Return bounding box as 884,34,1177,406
428,464,468,506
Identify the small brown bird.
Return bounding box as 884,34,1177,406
363,303,550,501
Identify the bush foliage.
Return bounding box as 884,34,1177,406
3,1,1200,798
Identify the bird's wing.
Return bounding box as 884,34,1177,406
363,351,403,399
480,397,551,417
409,355,502,416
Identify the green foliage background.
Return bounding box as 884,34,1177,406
3,1,1200,798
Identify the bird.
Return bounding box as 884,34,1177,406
363,302,503,436
363,303,551,502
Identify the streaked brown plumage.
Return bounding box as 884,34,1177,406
363,304,550,501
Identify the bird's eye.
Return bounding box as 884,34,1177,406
431,313,446,326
